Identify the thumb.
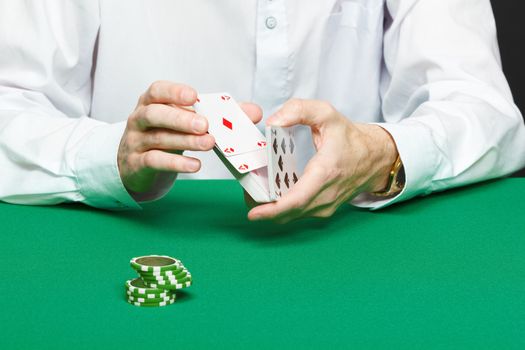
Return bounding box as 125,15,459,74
266,99,329,128
239,102,263,124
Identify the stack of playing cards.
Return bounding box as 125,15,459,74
194,93,302,203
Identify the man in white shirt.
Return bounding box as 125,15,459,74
1,0,524,223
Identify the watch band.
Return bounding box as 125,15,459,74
372,155,405,197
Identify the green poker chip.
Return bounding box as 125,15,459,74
127,298,176,307
137,267,187,277
139,271,191,282
144,279,192,290
127,294,175,303
126,289,174,299
142,276,192,285
130,255,183,273
125,278,169,294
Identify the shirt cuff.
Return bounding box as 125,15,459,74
351,121,440,210
75,121,141,210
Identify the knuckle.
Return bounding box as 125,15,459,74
136,106,153,129
141,152,156,169
142,104,156,120
167,156,181,171
148,131,163,148
125,115,136,129
125,131,140,148
287,98,304,113
192,136,205,150
148,80,163,97
138,93,147,106
129,107,144,124
319,100,335,114
197,135,213,150
167,108,184,129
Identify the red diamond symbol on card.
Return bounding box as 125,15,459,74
257,141,267,147
221,95,231,101
238,164,249,171
223,147,235,154
222,118,233,130
196,98,200,103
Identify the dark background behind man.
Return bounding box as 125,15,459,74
491,0,524,176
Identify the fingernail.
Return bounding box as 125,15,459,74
192,117,207,133
188,159,200,172
182,88,196,104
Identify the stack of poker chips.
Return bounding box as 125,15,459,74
125,255,192,307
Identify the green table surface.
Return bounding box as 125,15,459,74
1,179,524,349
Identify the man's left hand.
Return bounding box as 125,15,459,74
247,99,398,223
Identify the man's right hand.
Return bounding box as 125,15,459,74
117,81,213,194
118,81,262,195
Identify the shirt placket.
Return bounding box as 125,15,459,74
253,0,291,120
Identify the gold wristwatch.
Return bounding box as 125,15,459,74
372,155,405,197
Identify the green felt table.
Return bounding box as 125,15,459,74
1,179,524,349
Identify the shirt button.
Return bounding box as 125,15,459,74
265,16,277,29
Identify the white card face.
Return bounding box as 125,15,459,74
266,126,300,200
213,148,271,203
238,167,271,203
222,147,268,174
194,93,267,157
194,93,268,174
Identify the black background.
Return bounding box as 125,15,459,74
492,1,524,114
490,1,524,175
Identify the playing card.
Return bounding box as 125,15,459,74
214,148,271,203
194,92,304,203
267,125,300,201
194,93,268,174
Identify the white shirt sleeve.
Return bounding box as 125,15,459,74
0,2,140,209
353,0,525,209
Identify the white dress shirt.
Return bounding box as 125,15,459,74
0,0,524,209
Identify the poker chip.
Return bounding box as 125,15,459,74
127,294,174,303
127,298,176,307
138,267,186,277
126,255,192,307
125,278,168,295
142,276,192,285
139,271,191,282
137,270,191,280
145,280,192,290
130,255,183,273
126,290,173,299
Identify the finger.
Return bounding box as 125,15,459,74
135,104,209,134
239,102,263,124
247,158,326,221
140,150,201,173
266,99,334,128
140,81,197,106
141,130,215,152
